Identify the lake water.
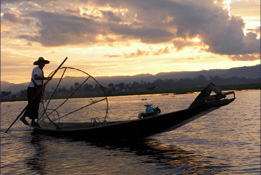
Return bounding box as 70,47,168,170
1,90,260,174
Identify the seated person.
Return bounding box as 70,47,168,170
138,105,161,119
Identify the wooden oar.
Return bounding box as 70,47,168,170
47,57,68,82
5,57,68,133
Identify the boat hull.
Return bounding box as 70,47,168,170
33,98,234,139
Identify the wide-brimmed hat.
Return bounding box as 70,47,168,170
33,57,50,65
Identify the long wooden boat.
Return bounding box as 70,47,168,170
32,84,235,139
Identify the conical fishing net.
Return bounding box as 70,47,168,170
38,67,108,129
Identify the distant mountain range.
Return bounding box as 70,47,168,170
95,64,260,85
1,64,260,94
1,81,28,94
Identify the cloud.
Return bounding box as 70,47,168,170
3,0,260,56
19,11,105,46
3,13,21,23
123,49,150,58
1,11,23,32
92,0,260,55
110,26,174,43
202,16,246,54
247,27,260,35
230,54,260,61
173,39,196,51
105,46,171,58
101,11,122,23
153,46,170,55
104,54,121,58
18,9,174,46
242,32,260,53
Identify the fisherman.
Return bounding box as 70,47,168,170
20,57,51,125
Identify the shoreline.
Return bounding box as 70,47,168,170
1,83,260,103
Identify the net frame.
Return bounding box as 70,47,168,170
38,67,109,128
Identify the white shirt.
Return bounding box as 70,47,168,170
28,67,43,87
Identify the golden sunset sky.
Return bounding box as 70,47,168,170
1,0,260,84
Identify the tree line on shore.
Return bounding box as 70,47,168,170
1,75,260,101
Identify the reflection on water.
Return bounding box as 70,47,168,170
1,90,260,174
26,134,46,174
25,133,231,175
